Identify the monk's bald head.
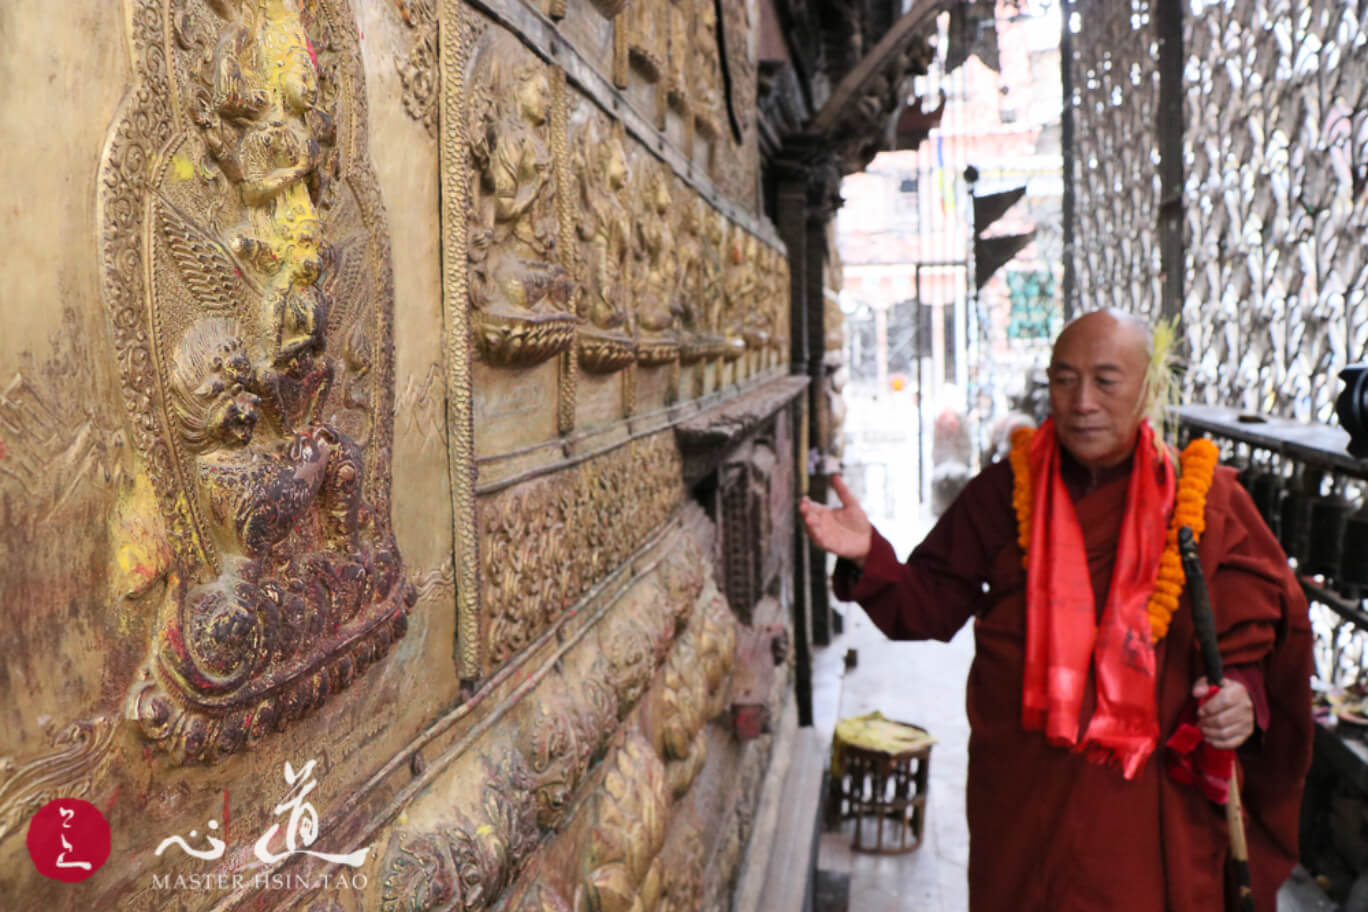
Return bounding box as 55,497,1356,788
1046,308,1153,469
1053,309,1151,369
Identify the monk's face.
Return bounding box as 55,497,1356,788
1046,311,1149,469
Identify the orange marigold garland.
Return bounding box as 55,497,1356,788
1009,427,1036,568
1007,430,1220,642
1146,437,1219,641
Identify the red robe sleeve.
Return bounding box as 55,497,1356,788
831,460,1017,642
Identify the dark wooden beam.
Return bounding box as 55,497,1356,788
808,0,946,135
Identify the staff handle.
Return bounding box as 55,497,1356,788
1178,525,1255,912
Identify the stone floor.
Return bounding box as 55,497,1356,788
810,493,974,912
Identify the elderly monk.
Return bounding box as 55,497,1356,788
801,309,1313,911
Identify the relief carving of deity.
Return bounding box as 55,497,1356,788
675,198,722,363
766,247,789,362
467,32,576,368
100,0,414,763
700,209,733,362
692,0,723,140
625,0,666,82
631,163,682,366
738,234,772,354
716,219,747,361
572,119,635,373
666,0,691,110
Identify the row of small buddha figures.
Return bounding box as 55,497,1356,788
464,49,786,371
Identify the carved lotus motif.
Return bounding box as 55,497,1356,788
634,335,681,366
471,308,578,368
578,327,637,374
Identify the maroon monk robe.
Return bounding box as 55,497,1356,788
833,453,1312,912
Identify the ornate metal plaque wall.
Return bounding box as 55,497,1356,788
1072,0,1368,425
1183,0,1368,423
100,0,415,764
1068,0,1163,319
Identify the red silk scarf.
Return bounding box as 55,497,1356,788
1021,419,1175,779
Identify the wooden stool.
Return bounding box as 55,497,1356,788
827,714,933,854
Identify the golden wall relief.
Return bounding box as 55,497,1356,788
378,751,541,912
575,731,671,911
769,245,792,366
631,157,683,367
395,0,439,136
665,0,692,115
651,583,737,797
100,0,415,764
571,112,636,374
735,234,769,360
466,28,577,369
718,0,756,142
692,0,724,143
703,207,732,357
719,221,750,364
623,0,666,85
0,717,120,845
376,524,734,912
714,0,760,205
675,195,723,365
655,820,707,912
478,433,682,669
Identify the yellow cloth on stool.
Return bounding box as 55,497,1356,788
831,711,936,777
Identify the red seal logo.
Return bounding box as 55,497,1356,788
26,798,111,883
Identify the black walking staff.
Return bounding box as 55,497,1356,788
1178,525,1254,911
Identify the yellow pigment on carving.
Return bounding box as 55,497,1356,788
109,474,174,628
170,153,196,182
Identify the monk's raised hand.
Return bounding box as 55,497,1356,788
799,475,873,565
1192,677,1255,750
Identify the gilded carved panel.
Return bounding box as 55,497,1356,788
720,221,751,364
465,28,577,369
623,0,666,85
631,154,684,367
692,0,725,142
676,194,724,364
570,106,636,374
575,731,671,911
378,751,540,912
376,516,738,912
395,0,439,136
478,433,683,669
100,0,416,764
